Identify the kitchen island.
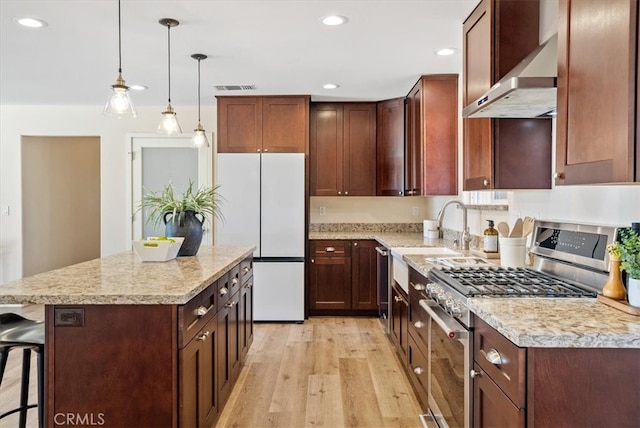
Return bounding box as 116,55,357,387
0,245,255,427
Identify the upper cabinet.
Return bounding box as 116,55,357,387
310,103,377,196
556,0,638,185
376,98,405,196
217,96,309,153
463,0,552,190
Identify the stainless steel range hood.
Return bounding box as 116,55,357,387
462,35,557,118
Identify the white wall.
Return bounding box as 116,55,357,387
0,104,215,283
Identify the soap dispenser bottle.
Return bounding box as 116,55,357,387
483,220,499,253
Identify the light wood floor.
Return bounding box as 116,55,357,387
0,306,422,428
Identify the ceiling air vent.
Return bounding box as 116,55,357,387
214,84,256,91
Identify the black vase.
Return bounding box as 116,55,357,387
164,210,204,256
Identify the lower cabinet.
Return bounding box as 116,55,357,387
180,315,219,428
308,239,378,315
239,258,254,362
217,289,241,410
390,282,408,363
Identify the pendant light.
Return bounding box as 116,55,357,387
157,18,182,135
104,0,136,118
190,54,210,148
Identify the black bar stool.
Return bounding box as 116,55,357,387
0,313,45,428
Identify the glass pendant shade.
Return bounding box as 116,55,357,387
104,0,135,118
104,73,136,118
191,123,209,148
157,104,182,135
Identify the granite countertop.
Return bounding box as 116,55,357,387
0,245,255,305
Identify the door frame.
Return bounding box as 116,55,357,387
125,132,213,249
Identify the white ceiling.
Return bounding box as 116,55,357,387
0,0,479,107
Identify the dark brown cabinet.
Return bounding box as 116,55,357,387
406,75,459,196
217,96,309,153
463,0,552,190
310,103,376,196
376,98,405,196
473,315,640,427
239,258,254,362
180,314,219,428
390,282,408,363
556,0,638,184
217,288,241,410
308,240,378,315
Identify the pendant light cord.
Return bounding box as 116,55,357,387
197,58,201,123
117,0,122,73
167,23,171,104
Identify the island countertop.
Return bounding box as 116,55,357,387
0,245,255,305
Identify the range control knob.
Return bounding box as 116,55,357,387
426,284,440,298
435,291,448,304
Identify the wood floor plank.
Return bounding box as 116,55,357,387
339,357,385,427
304,374,344,427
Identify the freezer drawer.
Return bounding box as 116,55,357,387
253,261,304,322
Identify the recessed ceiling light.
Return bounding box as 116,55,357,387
435,48,456,56
321,15,348,26
323,83,340,90
130,84,148,91
14,17,48,28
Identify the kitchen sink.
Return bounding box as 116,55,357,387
390,247,462,293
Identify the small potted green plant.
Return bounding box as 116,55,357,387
610,228,640,307
140,179,223,256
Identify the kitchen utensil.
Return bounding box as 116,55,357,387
522,216,535,238
510,218,523,237
497,222,510,237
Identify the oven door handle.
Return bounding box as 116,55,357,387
419,299,468,341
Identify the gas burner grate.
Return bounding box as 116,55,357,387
431,267,597,298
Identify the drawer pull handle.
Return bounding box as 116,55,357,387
411,282,426,291
193,305,211,317
197,331,210,341
325,247,335,252
484,348,504,365
394,296,403,303
414,321,424,329
245,282,253,289
242,266,251,274
219,287,229,296
470,369,482,378
232,277,239,285
413,366,424,375
225,300,237,308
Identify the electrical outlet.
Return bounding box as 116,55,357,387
412,206,419,217
319,206,326,216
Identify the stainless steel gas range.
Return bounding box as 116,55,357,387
416,220,620,428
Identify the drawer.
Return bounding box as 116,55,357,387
179,279,217,347
240,257,253,283
407,333,429,411
217,272,231,310
408,290,429,346
474,316,526,407
228,264,241,297
311,240,350,258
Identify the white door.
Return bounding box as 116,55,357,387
127,133,212,246
253,261,304,321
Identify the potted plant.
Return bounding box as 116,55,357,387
610,228,640,307
140,179,223,256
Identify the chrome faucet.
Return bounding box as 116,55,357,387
436,200,471,250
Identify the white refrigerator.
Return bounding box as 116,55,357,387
216,153,305,322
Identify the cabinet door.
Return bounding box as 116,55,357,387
351,240,378,311
239,277,254,362
390,283,408,363
309,240,352,311
343,103,376,196
422,75,458,195
180,315,218,428
376,98,405,196
405,83,422,196
310,103,343,196
556,0,637,184
217,97,263,153
473,364,525,428
217,294,240,410
262,97,309,153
